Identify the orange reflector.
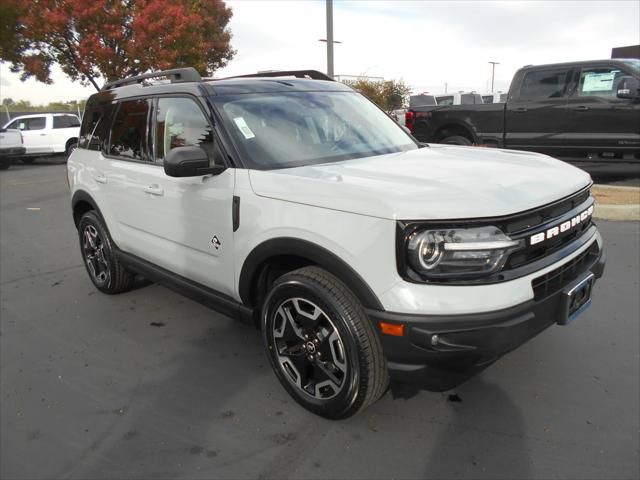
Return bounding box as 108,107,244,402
379,322,405,336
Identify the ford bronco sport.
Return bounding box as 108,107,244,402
68,68,606,419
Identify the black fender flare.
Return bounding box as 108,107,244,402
71,190,105,227
238,237,384,311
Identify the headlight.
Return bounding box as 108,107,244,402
407,226,522,279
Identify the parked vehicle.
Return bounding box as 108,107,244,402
406,59,640,164
68,68,605,419
0,128,25,170
3,113,80,163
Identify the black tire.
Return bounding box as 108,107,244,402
0,159,10,170
21,157,35,164
78,211,135,294
440,135,473,146
262,266,389,419
66,141,78,156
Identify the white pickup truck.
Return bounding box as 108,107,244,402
0,128,25,170
2,113,80,163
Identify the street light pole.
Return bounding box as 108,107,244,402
319,0,341,79
326,0,334,78
489,61,499,93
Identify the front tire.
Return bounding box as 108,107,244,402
78,211,135,294
262,266,389,419
0,159,10,170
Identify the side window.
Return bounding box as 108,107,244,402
437,96,454,106
576,67,626,98
13,117,46,131
154,97,216,164
53,116,66,129
79,104,115,151
519,69,570,100
54,115,81,129
109,99,151,161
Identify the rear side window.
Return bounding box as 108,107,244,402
461,94,481,105
519,69,570,99
576,66,626,98
109,99,151,161
437,96,454,105
154,97,215,163
79,103,115,151
53,115,80,129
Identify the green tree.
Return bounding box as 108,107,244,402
343,78,412,112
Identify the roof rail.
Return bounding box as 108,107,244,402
220,70,334,82
101,67,202,91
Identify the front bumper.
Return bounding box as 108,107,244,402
367,243,606,390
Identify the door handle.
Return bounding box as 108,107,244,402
93,173,107,184
40,133,47,136
513,107,528,113
573,106,590,111
143,184,164,196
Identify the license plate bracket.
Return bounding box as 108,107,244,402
558,272,595,325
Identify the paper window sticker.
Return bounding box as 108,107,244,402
233,117,256,139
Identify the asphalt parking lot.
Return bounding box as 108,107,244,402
1,160,639,480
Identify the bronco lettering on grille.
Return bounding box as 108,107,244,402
529,205,594,246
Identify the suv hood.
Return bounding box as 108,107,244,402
248,145,592,220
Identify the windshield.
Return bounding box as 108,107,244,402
213,91,418,169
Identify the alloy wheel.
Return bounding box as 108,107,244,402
272,297,348,400
82,224,110,285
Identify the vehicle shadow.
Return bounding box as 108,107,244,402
422,376,532,479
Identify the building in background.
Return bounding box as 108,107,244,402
611,45,640,59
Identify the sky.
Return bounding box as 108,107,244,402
0,0,639,104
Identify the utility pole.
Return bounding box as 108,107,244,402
326,0,334,78
489,61,499,93
319,0,342,78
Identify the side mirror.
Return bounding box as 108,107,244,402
163,146,226,177
616,76,640,99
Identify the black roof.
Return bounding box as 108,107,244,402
518,59,637,71
94,68,352,101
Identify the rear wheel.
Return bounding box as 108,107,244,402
440,135,473,146
0,159,10,170
262,266,389,419
78,211,135,294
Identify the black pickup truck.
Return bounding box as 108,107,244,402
406,59,640,165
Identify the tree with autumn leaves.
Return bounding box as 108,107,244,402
0,0,235,91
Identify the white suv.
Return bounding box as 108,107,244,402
68,68,606,419
3,113,80,162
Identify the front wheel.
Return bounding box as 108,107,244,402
262,266,389,419
21,157,35,164
0,159,10,170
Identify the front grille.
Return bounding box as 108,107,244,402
501,186,594,270
506,215,593,269
531,242,599,300
501,187,591,235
